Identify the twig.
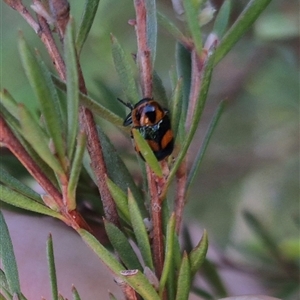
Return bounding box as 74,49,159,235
133,0,166,281
147,166,164,279
174,159,187,234
79,106,119,226
0,116,89,230
4,0,118,228
134,0,152,98
185,49,205,131
4,0,40,33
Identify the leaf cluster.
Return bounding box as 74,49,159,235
0,0,275,299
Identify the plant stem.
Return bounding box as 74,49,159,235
5,0,120,227
0,116,63,207
147,166,164,279
174,159,187,234
0,116,89,230
134,0,153,98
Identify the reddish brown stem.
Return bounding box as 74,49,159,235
185,50,205,131
36,0,119,227
134,0,152,98
79,106,119,226
174,158,187,234
0,116,90,230
147,166,164,279
117,281,139,300
0,116,63,206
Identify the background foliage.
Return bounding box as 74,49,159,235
0,0,299,299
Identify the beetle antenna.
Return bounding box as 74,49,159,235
117,98,134,110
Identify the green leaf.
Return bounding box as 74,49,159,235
111,35,139,104
243,210,282,260
0,185,63,219
128,190,154,270
166,47,215,193
0,167,42,203
18,34,65,163
0,104,60,189
104,220,143,271
47,234,58,300
78,229,160,300
0,269,9,290
170,77,183,140
214,0,273,66
64,19,79,160
106,177,130,224
175,252,191,300
0,211,21,295
189,229,208,275
132,129,163,178
186,101,225,192
176,42,191,116
18,104,64,175
76,0,100,54
0,89,19,120
159,213,176,297
67,132,86,210
72,286,82,300
201,259,227,297
213,0,231,39
157,12,188,45
182,0,203,55
145,0,157,65
96,127,145,213
52,75,126,130
152,71,168,108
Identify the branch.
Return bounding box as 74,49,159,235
0,116,89,230
134,0,152,98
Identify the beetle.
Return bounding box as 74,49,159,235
118,98,174,161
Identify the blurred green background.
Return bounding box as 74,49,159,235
1,0,299,298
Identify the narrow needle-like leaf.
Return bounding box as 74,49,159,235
163,49,215,197
182,0,204,55
214,0,273,66
213,0,231,39
189,229,208,276
170,78,183,140
76,0,100,54
51,75,126,130
72,286,81,300
104,220,143,270
47,234,58,300
18,34,65,164
0,167,42,203
67,132,86,210
78,228,160,299
157,12,189,46
17,104,64,175
175,252,191,300
132,129,163,178
0,185,63,219
0,211,21,295
0,89,19,120
186,101,225,192
128,189,154,270
111,35,139,104
18,104,64,175
159,213,176,297
145,0,157,65
65,19,79,160
106,177,130,224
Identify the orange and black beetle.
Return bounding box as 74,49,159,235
118,98,174,161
